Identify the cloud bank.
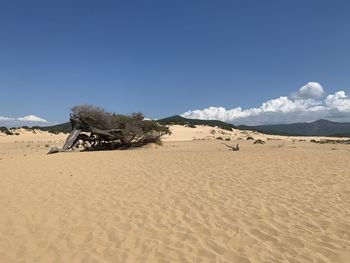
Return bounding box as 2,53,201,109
0,115,49,127
182,82,350,125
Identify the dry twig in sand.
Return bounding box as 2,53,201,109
222,143,240,151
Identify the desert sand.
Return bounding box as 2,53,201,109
0,126,350,262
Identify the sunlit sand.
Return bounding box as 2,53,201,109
0,126,349,262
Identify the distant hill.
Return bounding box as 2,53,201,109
32,122,72,134
157,115,235,131
12,116,349,137
29,115,234,135
158,116,350,137
238,119,350,136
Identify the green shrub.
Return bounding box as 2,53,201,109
0,127,13,135
68,104,171,150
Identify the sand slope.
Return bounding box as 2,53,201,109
0,129,350,262
162,125,350,142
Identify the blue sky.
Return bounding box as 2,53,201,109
1,0,350,126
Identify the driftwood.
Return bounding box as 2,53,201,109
47,147,76,154
48,106,170,154
222,143,240,151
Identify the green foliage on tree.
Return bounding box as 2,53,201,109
65,105,170,151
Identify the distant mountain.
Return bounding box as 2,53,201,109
238,119,350,136
28,116,235,135
5,116,348,137
157,115,235,131
158,116,350,137
32,122,72,134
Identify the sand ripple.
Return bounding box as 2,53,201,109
0,140,350,262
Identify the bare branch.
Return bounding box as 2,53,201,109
222,143,240,151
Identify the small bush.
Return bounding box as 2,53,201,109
185,123,196,128
0,127,13,135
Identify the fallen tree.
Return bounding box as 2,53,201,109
48,105,170,154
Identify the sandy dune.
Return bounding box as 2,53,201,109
162,125,350,142
0,127,350,262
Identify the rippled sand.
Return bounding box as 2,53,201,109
0,132,350,262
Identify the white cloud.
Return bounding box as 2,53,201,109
182,82,350,125
17,115,48,123
0,114,49,127
292,82,324,99
0,116,14,121
325,91,350,112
